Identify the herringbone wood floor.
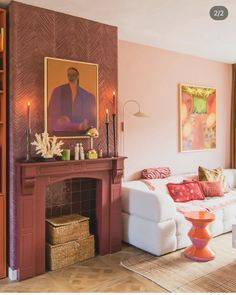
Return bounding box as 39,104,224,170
0,243,167,293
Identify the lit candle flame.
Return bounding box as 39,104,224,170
105,108,109,123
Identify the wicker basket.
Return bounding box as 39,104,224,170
46,214,90,245
46,235,95,270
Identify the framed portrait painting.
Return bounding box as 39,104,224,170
179,84,216,152
44,57,98,138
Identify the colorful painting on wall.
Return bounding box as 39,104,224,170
179,84,216,152
44,57,98,138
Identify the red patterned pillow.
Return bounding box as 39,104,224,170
142,167,171,179
167,181,205,202
199,181,224,197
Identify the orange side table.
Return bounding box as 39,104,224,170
183,210,215,262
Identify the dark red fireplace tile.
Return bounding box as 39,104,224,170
45,194,52,207
81,200,90,211
50,182,63,195
89,189,96,200
61,192,72,204
51,205,62,217
46,207,52,218
61,204,71,215
71,201,81,213
63,180,72,193
72,191,81,202
81,179,95,191
71,179,81,192
51,193,62,206
90,198,96,209
81,190,90,201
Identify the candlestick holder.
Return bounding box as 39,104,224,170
26,128,32,162
112,113,117,157
105,122,109,157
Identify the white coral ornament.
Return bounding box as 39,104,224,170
31,131,64,158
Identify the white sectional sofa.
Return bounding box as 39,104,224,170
121,169,236,256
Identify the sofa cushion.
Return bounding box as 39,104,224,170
222,169,236,189
198,166,230,193
141,167,171,179
199,181,224,197
167,181,204,202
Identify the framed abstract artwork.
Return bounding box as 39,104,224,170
179,84,216,152
44,57,98,138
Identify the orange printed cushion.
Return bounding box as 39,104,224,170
199,181,224,197
198,166,229,193
167,181,205,202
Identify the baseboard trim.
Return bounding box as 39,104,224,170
8,267,18,281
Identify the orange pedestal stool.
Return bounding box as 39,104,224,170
183,210,215,262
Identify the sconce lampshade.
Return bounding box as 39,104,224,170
133,111,149,118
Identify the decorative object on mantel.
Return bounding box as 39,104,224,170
79,143,85,160
121,100,149,155
61,149,70,161
105,109,110,157
85,127,99,159
74,143,79,160
31,131,64,160
112,91,117,157
98,148,103,158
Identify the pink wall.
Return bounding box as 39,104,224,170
118,40,232,180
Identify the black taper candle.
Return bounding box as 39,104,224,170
112,113,116,157
26,128,32,162
105,122,109,157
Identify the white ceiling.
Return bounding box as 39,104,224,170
2,0,236,63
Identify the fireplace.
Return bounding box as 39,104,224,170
16,157,126,280
46,178,97,238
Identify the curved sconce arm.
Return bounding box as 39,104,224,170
121,99,149,132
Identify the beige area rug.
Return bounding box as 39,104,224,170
121,233,236,292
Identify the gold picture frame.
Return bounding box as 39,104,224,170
179,83,216,152
44,57,99,138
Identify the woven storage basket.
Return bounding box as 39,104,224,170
46,235,95,270
46,214,90,245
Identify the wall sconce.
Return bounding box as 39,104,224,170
121,99,149,132
121,99,149,155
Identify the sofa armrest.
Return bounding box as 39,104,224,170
122,187,176,223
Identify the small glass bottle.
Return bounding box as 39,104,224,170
74,143,79,160
98,149,103,158
79,143,85,160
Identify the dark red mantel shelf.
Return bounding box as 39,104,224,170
16,157,126,281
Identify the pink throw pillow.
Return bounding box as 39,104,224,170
199,181,224,197
142,167,171,179
167,181,205,202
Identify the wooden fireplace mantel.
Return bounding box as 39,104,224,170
16,157,126,280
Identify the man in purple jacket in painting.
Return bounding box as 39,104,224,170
48,67,96,133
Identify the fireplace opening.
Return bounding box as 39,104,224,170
45,177,98,267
